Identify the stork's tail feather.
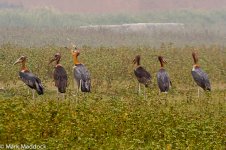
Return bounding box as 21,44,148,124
58,87,66,93
81,80,91,92
55,79,67,93
205,87,211,91
145,80,152,88
56,80,67,93
35,81,44,95
160,86,170,92
58,88,66,93
204,82,211,91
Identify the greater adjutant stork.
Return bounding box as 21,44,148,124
191,52,211,96
157,56,171,93
67,47,91,92
49,53,68,98
133,55,152,94
14,56,44,99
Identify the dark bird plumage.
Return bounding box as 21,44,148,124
14,56,44,97
49,53,68,93
157,56,171,92
191,52,211,91
133,55,152,88
19,71,44,95
74,64,91,92
71,49,91,92
191,68,211,91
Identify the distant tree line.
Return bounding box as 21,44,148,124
0,2,23,9
0,8,226,29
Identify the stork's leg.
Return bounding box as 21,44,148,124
197,87,200,98
74,79,76,92
25,83,30,95
79,80,82,92
73,79,78,93
165,93,168,106
32,90,35,99
143,85,147,100
57,90,59,100
72,69,75,90
59,93,65,100
138,83,141,95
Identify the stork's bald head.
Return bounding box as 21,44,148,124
49,53,61,64
13,56,27,65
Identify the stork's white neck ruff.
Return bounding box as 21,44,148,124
192,66,196,71
192,64,199,71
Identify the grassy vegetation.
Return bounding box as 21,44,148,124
0,44,225,149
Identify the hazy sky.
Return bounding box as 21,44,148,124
1,0,226,13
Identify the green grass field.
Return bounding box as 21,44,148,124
0,44,225,149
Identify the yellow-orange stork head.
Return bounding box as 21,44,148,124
13,56,27,65
73,50,80,56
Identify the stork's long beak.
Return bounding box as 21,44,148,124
132,59,136,64
13,58,22,65
64,45,78,50
72,44,77,49
49,58,56,65
64,47,70,50
163,58,167,64
73,50,80,56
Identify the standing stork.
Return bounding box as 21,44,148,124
191,52,211,96
133,55,152,95
49,53,68,98
157,56,171,93
14,56,44,99
66,47,91,92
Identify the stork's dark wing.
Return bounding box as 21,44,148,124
54,66,68,93
134,66,151,87
157,68,170,92
191,68,211,91
74,64,90,81
19,71,44,95
73,64,91,92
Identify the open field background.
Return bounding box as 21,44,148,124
0,0,226,149
2,0,226,13
0,9,226,47
0,44,226,149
